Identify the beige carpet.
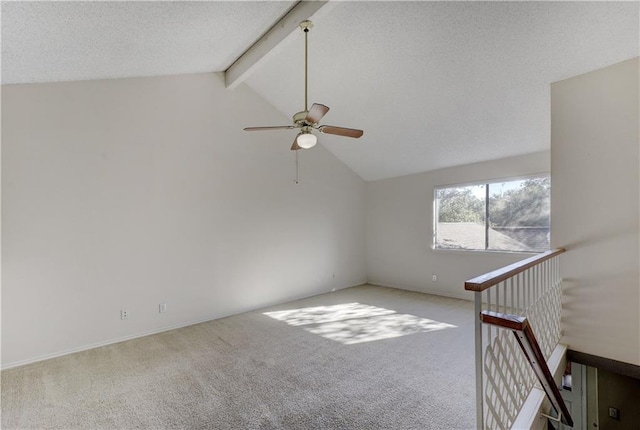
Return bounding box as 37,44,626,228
1,285,476,429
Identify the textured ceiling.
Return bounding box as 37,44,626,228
244,1,639,180
1,1,295,84
2,1,639,181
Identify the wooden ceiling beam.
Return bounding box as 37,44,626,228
225,1,333,89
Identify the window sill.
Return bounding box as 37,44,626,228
431,248,543,257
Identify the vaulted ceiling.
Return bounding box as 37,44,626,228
3,1,638,180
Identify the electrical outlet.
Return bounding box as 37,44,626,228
608,407,619,420
432,274,437,282
159,303,167,313
121,309,128,320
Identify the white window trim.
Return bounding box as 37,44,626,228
432,173,551,253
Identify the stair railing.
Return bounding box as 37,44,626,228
465,248,568,429
480,311,573,427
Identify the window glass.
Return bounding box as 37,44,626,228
435,176,550,252
435,184,485,250
488,178,550,252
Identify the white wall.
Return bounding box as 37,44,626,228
1,73,366,367
551,58,640,365
366,151,550,300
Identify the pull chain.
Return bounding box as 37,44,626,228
295,151,299,184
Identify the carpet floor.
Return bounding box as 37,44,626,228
1,284,476,429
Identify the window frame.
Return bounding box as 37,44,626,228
433,173,551,254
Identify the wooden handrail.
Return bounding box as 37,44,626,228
464,248,565,292
480,311,574,427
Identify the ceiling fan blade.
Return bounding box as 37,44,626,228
319,125,364,138
305,103,329,124
244,126,295,131
291,136,301,151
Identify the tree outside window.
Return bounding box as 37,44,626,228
435,177,550,252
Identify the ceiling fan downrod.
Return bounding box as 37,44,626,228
242,19,364,154
300,20,313,113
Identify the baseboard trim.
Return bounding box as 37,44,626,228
1,282,364,371
366,280,473,302
1,313,229,371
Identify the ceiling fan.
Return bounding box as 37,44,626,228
243,20,363,151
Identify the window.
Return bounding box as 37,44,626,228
434,176,550,252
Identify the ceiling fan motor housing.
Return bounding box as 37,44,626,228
293,110,310,126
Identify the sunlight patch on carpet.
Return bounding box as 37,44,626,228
264,303,456,344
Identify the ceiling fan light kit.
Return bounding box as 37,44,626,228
243,20,363,151
296,131,317,149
